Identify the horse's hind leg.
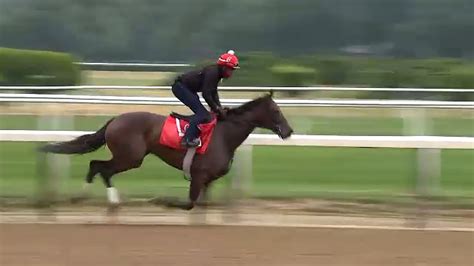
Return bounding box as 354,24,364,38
75,155,144,217
86,160,103,183
71,160,105,203
73,134,147,211
98,137,147,207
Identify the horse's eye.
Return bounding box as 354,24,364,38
272,110,281,122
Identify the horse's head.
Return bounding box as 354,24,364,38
228,91,293,139
259,91,293,139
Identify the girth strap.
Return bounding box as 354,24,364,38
182,147,196,181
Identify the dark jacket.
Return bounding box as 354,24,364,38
175,64,224,112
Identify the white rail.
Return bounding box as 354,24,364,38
0,93,472,109
76,62,191,67
1,130,472,149
1,85,473,93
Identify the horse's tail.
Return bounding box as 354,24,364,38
39,118,114,154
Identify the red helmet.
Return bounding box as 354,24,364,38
217,50,240,69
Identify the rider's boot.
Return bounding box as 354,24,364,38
181,124,201,148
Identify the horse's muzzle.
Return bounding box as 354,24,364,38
281,128,293,139
274,125,293,139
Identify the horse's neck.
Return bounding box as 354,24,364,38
220,115,256,152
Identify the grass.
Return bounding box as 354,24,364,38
0,113,473,202
0,143,472,202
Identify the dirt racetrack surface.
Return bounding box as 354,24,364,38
1,224,472,266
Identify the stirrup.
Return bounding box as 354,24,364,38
181,138,201,148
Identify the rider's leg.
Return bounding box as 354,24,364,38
186,105,211,143
172,82,211,146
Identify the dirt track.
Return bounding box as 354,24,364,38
1,223,472,266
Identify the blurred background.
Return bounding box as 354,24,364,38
1,1,473,265
0,0,473,222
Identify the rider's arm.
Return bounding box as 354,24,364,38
211,89,222,110
201,71,221,112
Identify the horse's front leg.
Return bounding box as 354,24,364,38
196,181,212,207
166,176,205,210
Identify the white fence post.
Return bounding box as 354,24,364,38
411,109,440,195
417,148,441,197
223,145,253,223
36,115,73,205
401,108,441,196
402,108,442,227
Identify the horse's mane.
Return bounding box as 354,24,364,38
226,94,272,117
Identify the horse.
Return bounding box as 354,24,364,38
39,92,293,210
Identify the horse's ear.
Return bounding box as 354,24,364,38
268,90,274,98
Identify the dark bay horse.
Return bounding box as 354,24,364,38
39,92,293,210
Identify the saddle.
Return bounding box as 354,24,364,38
159,112,217,154
170,112,215,124
170,112,193,122
159,112,218,181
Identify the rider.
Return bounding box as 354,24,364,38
171,50,239,148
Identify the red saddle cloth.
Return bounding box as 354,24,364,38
159,114,217,154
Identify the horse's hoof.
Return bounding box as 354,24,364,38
183,204,194,211
162,201,193,211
